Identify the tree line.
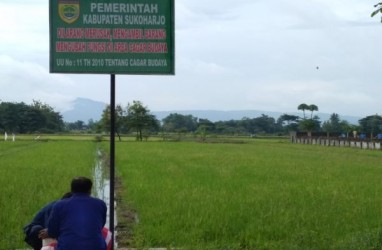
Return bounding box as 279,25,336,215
0,101,64,134
91,101,382,140
1,101,382,139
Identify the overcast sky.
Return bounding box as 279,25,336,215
0,0,381,118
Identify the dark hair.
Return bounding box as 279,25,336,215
71,177,92,194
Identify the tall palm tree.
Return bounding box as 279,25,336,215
308,104,318,119
297,103,309,119
372,3,382,22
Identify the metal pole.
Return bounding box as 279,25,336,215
110,74,116,250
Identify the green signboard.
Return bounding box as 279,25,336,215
50,0,174,74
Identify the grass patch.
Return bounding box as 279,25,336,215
0,140,97,249
114,141,382,249
2,137,382,249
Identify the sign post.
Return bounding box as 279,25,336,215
50,0,174,248
50,0,174,75
109,73,116,249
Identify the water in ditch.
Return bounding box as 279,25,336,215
93,148,117,247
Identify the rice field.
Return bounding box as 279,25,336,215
0,140,96,250
2,138,382,249
113,140,382,249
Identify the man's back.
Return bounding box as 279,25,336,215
48,193,107,250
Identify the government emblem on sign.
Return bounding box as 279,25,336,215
58,0,80,24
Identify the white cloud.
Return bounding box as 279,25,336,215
0,55,76,111
1,0,382,119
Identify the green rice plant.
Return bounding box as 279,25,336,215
3,138,382,249
113,141,382,249
0,140,97,250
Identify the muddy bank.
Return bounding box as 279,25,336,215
114,177,139,247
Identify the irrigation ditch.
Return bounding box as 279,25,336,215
94,147,138,249
93,147,118,248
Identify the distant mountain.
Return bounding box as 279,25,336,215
62,98,107,122
62,98,361,124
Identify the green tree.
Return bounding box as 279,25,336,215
329,113,341,132
0,101,63,133
31,100,64,132
321,113,341,137
196,118,214,141
162,113,198,133
236,115,277,135
99,105,111,132
297,104,320,136
299,117,320,136
87,119,98,132
238,117,254,134
16,103,45,133
99,104,125,141
214,121,235,135
214,120,242,135
66,120,86,131
126,101,159,141
277,114,300,132
359,114,382,139
339,120,356,138
321,120,331,137
0,102,26,132
297,103,309,119
308,104,319,119
252,114,276,134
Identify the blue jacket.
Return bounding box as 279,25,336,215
47,193,107,250
24,200,56,230
23,201,57,249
